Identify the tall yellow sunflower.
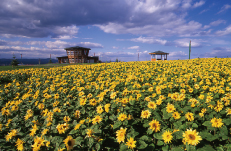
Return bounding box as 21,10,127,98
63,136,75,150
172,111,181,120
141,110,151,119
166,103,176,113
162,130,173,143
96,105,104,114
211,117,224,128
182,129,202,146
185,112,194,121
116,127,127,143
148,101,157,110
149,119,161,132
126,137,136,149
104,104,111,113
92,115,102,125
118,113,127,121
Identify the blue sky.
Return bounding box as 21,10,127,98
0,0,231,61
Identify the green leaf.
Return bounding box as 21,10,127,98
95,143,100,151
157,140,164,146
192,123,198,128
143,122,149,128
89,137,94,148
113,121,122,129
154,132,163,140
162,145,169,151
69,129,78,135
200,131,218,142
147,128,153,135
140,135,149,141
186,143,196,151
129,100,135,105
109,114,117,121
137,140,148,149
163,110,172,120
197,145,216,151
171,147,184,151
120,144,128,151
202,121,211,127
223,118,231,125
174,131,183,139
174,121,182,129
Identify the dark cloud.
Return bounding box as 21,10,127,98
0,0,210,38
0,0,131,38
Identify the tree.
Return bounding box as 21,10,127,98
115,58,118,62
48,58,53,63
11,54,19,67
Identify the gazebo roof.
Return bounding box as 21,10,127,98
149,51,169,54
64,46,91,50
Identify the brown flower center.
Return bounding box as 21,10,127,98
188,134,195,140
68,140,72,146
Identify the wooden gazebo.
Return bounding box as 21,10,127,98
149,51,169,61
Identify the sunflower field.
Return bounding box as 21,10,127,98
0,58,231,151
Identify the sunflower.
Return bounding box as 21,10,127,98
118,113,127,121
86,129,94,137
226,108,231,115
166,103,176,113
185,112,194,121
211,117,224,128
15,138,24,151
92,115,102,125
63,136,75,150
56,123,69,134
182,129,202,146
141,110,151,119
148,101,157,109
79,98,86,106
63,116,71,123
96,105,104,114
149,119,161,132
116,127,127,143
162,130,173,143
172,111,181,120
126,137,136,149
104,104,111,113
89,98,97,106
74,110,81,119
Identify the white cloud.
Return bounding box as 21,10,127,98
215,25,231,36
192,0,205,8
169,51,187,57
174,38,206,48
78,42,103,48
112,46,119,49
130,36,168,45
199,9,209,14
218,4,231,14
210,20,226,26
52,25,79,39
127,46,140,49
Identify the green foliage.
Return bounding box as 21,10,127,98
11,54,19,67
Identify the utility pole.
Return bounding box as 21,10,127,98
189,40,191,59
20,54,22,64
138,53,139,61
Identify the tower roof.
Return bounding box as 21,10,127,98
64,46,91,50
